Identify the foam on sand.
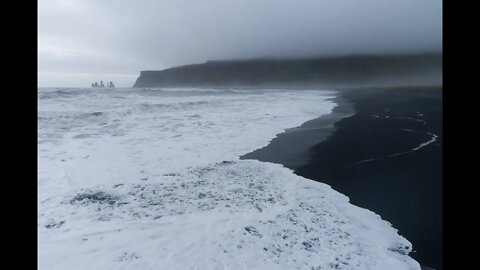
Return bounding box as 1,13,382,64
38,88,420,270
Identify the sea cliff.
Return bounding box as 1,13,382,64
133,53,442,88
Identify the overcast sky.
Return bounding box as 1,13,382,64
38,0,442,87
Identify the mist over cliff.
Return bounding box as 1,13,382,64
133,53,441,88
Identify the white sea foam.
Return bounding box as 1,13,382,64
38,88,420,270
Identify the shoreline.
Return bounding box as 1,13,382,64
242,87,442,270
39,88,422,269
240,91,355,168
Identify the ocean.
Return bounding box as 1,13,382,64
38,87,420,270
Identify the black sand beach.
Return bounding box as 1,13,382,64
242,86,443,270
241,94,355,168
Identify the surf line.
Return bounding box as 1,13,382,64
390,117,426,126
343,129,438,168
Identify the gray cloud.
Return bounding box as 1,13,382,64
38,0,442,87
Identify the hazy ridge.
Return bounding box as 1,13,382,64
133,53,442,88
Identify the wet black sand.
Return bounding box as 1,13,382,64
242,86,442,270
241,94,355,168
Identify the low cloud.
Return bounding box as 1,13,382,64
38,0,442,87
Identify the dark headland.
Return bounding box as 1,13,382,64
133,53,441,88
242,85,442,270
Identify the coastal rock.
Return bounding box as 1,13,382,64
133,54,442,88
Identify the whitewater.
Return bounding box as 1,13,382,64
38,88,420,270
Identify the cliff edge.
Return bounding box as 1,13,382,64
133,53,442,88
